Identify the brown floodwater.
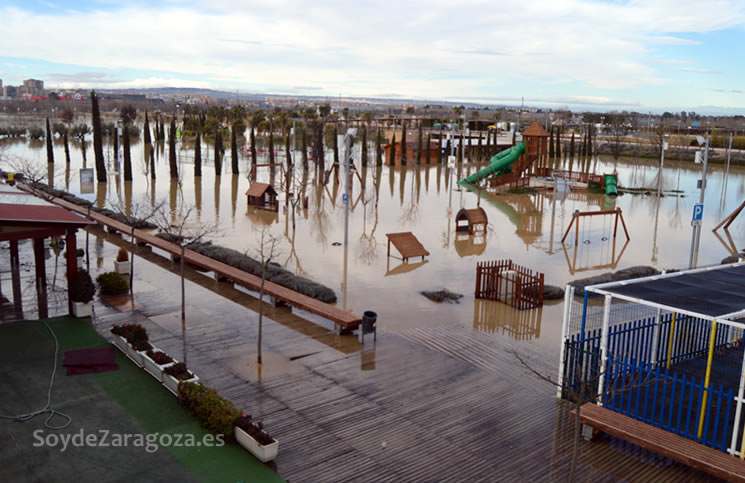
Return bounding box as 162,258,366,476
4,125,745,355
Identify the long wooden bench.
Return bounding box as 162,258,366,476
578,402,745,482
24,187,361,331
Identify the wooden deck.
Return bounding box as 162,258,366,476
385,232,429,262
20,185,361,330
579,402,745,482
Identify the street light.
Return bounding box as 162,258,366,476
688,134,710,269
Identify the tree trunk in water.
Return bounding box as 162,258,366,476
361,125,368,167
389,133,396,166
123,127,132,181
91,91,106,182
214,129,222,176
376,128,382,166
63,131,71,164
194,129,202,176
301,127,308,169
150,145,156,180
144,112,151,145
231,123,239,174
169,118,178,179
285,132,292,168
250,126,257,176
46,118,54,165
401,121,407,163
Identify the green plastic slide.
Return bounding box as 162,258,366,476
604,174,618,197
458,142,525,185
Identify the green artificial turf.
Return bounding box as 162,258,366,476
45,317,283,483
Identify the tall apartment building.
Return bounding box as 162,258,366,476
18,79,44,97
3,85,16,98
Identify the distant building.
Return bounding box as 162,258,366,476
18,79,44,98
3,85,16,98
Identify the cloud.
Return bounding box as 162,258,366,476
673,67,720,74
1,0,744,104
46,71,121,83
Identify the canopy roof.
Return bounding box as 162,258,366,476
0,183,93,231
588,263,745,320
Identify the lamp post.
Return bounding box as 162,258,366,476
652,134,669,262
689,134,710,269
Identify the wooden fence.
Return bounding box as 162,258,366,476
475,259,544,310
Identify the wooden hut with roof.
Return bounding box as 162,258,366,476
519,121,550,173
455,207,488,235
245,182,278,212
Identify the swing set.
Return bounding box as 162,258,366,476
561,208,630,246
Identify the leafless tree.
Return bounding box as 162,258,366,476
154,204,217,362
509,348,658,482
107,197,166,294
253,226,281,365
607,114,627,162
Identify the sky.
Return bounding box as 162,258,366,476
1,0,745,113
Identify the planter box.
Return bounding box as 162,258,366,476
110,335,146,368
162,372,199,397
114,260,130,274
72,301,92,318
235,426,279,462
142,349,175,382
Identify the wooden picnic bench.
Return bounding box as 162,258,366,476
578,402,745,482
22,186,361,332
386,232,429,263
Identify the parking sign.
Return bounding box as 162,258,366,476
691,203,703,226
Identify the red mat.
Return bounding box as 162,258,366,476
63,347,119,375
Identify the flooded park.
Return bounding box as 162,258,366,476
2,114,743,481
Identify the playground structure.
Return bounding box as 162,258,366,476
713,198,745,232
385,232,430,263
561,208,630,246
455,207,488,234
475,259,544,310
558,263,745,466
246,182,279,212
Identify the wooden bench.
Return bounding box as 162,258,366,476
578,402,745,482
24,187,361,332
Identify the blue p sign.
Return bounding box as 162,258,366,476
692,203,704,226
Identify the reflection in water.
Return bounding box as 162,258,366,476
473,298,543,340
361,346,376,371
169,178,178,221
195,176,202,215
454,232,486,257
124,180,132,217
562,235,629,275
231,174,239,222
96,182,106,209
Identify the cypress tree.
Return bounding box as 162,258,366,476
569,133,575,160
45,118,54,165
457,132,464,164
63,130,70,164
549,127,555,158
123,126,132,181
194,128,202,177
333,125,339,168
91,91,106,182
401,120,407,163
587,124,593,157
301,126,308,169
214,128,222,175
415,122,423,165
169,118,178,179
556,128,562,159
144,112,151,145
426,132,432,164
486,129,492,159
250,126,257,169
376,128,383,166
150,145,156,180
231,123,239,174
160,118,165,141
477,130,483,161
445,137,451,161
268,125,275,165
438,129,444,164
389,133,396,165
361,125,368,167
285,131,292,168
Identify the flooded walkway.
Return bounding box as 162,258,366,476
70,229,717,481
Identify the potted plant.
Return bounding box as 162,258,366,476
178,382,240,441
142,349,175,382
97,271,129,296
110,323,151,367
163,362,199,396
76,248,85,266
234,414,279,462
114,247,130,274
69,269,95,318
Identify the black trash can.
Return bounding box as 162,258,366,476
362,311,377,333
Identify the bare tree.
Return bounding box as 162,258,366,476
607,114,627,161
154,204,217,362
254,226,281,365
509,348,658,482
107,197,166,294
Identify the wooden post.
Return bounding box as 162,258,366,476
618,209,630,240
10,240,22,316
33,237,48,319
65,229,78,314
614,210,620,238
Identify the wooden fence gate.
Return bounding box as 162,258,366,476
475,259,544,310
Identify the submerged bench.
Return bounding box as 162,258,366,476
578,402,745,482
23,186,361,332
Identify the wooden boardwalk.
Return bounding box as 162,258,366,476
21,185,361,330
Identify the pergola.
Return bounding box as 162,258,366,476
559,262,745,457
0,183,94,318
